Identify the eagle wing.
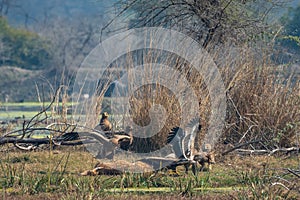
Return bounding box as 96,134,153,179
167,127,185,158
138,156,178,170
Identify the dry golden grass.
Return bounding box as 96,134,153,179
84,47,300,152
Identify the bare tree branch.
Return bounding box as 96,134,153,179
222,139,262,155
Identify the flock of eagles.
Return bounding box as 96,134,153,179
78,112,216,176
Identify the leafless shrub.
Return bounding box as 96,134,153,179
218,46,299,150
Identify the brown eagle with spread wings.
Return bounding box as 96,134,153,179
139,118,215,175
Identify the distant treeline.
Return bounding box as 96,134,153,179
0,16,52,70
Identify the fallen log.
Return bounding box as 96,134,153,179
0,135,97,146
221,140,262,156
0,137,51,145
235,147,300,156
0,130,123,157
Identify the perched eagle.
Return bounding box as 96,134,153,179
57,112,112,142
95,112,112,132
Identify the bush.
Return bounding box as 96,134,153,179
105,47,300,151
219,46,299,149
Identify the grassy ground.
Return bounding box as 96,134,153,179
0,102,75,120
0,111,52,120
1,102,75,107
0,147,299,199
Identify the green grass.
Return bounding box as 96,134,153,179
0,111,52,119
0,101,122,125
0,150,299,199
0,101,75,120
1,102,76,107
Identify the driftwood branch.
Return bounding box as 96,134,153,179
0,135,79,145
221,140,262,155
0,134,100,147
222,139,299,156
0,126,130,151
234,147,300,156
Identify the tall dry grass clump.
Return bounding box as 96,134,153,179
108,50,211,152
218,46,299,149
83,45,298,153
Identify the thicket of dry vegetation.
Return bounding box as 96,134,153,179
0,0,299,199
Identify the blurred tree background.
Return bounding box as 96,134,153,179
0,16,51,69
279,4,300,59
